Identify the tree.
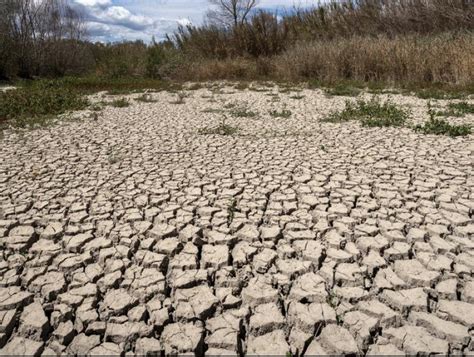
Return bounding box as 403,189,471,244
0,0,88,78
207,0,258,28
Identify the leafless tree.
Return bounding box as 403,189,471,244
0,0,89,78
207,0,259,28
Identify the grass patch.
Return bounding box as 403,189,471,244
323,97,408,127
187,83,204,90
415,103,471,137
198,117,239,136
289,94,305,100
412,88,469,100
135,93,157,103
324,84,362,97
230,103,258,118
415,118,471,137
269,108,292,118
110,98,130,108
0,82,88,129
202,108,224,114
56,76,181,94
437,102,474,117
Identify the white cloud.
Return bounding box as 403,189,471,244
75,0,111,7
73,0,318,43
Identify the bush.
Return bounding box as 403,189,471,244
0,81,88,128
323,97,409,127
415,118,471,137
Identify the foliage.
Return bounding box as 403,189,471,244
269,109,292,118
323,97,408,127
0,82,88,128
198,117,239,135
110,98,130,108
415,118,471,137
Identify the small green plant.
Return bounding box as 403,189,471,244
198,116,239,136
323,97,408,127
90,103,104,111
414,88,467,100
324,84,362,97
110,98,130,108
230,103,257,118
269,108,292,118
227,199,237,226
106,146,121,164
437,102,474,117
202,108,224,114
135,93,157,103
107,89,134,96
0,82,88,128
415,119,471,137
223,102,236,109
415,104,471,137
289,94,305,100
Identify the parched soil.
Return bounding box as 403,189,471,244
0,84,473,355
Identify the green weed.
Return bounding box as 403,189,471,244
0,83,88,128
110,98,130,108
198,117,239,136
415,119,471,137
323,97,408,127
269,108,292,118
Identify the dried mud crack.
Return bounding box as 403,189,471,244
0,85,473,356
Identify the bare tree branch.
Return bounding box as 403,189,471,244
207,0,259,28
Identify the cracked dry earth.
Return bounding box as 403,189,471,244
0,84,473,356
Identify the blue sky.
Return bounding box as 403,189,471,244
72,0,320,42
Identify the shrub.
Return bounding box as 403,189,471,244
0,82,88,128
110,98,130,108
323,97,408,127
269,109,292,118
415,118,471,137
437,102,474,117
198,117,239,135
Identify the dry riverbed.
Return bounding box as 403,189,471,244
0,83,473,355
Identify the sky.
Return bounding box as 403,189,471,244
72,0,321,43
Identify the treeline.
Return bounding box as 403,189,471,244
1,0,474,86
0,0,92,79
